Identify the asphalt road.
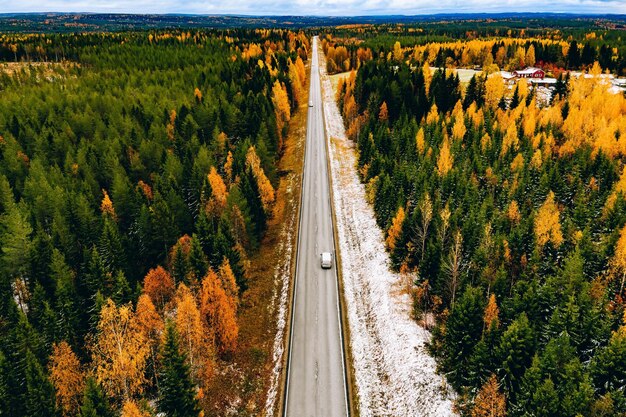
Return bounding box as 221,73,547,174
283,36,349,417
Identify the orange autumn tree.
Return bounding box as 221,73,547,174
379,101,389,122
218,258,239,313
206,166,228,218
224,151,234,184
471,374,506,417
166,109,176,141
48,341,84,417
143,266,175,310
484,293,500,331
386,207,405,251
100,190,116,220
91,299,148,401
246,146,275,212
199,269,239,355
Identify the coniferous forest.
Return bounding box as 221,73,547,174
0,28,309,416
331,24,626,417
3,14,626,417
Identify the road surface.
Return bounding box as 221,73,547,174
283,36,349,417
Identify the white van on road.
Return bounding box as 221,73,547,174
320,252,333,269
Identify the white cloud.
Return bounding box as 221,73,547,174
0,0,625,15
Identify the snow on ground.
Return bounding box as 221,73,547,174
264,180,298,417
320,47,458,417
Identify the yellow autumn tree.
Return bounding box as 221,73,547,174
49,341,84,417
501,123,519,157
121,400,149,417
510,153,525,172
194,87,202,103
173,283,205,377
393,41,403,61
422,61,432,94
135,294,163,385
534,191,563,249
92,299,148,401
416,128,426,154
206,166,228,218
386,207,406,251
604,167,626,215
295,56,306,87
471,374,506,417
481,133,492,152
507,200,521,225
522,108,537,138
289,59,303,106
437,136,454,176
271,80,291,146
485,73,505,109
452,116,467,141
426,103,439,124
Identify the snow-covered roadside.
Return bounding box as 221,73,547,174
319,47,458,417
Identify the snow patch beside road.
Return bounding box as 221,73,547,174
264,182,297,417
319,47,458,417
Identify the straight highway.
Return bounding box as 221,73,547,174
283,36,349,417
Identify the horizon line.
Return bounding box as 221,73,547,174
1,11,626,17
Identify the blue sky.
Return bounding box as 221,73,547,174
1,0,625,15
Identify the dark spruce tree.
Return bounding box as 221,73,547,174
79,377,114,417
158,323,200,417
24,349,56,417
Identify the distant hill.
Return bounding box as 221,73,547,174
0,12,624,32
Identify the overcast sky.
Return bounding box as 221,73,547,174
1,0,625,15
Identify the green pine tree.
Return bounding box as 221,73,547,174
444,286,485,389
24,349,56,417
498,312,535,397
79,377,114,417
158,323,200,417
